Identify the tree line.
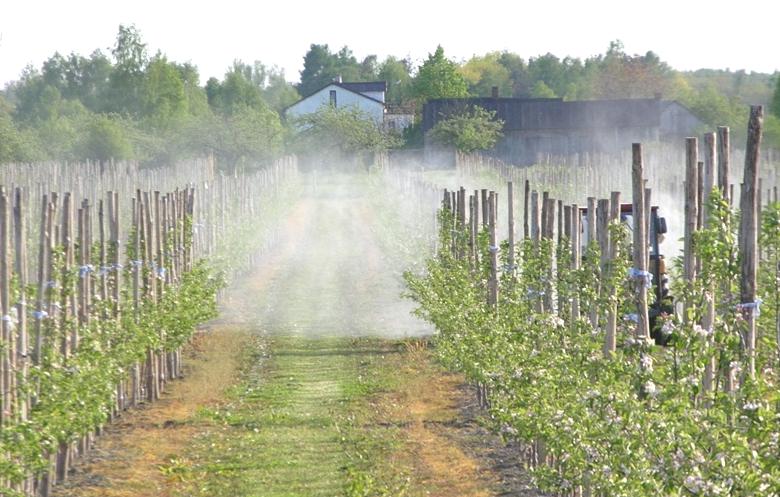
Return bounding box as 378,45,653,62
1,26,779,166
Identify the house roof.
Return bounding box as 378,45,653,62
339,81,387,94
284,81,387,114
422,97,699,133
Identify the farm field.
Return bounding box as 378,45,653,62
3,10,780,497
46,174,535,497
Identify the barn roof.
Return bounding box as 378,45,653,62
422,97,696,133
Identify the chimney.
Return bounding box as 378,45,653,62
491,86,499,99
653,92,662,100
335,74,342,83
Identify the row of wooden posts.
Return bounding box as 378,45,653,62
436,108,766,495
0,157,299,496
441,105,765,381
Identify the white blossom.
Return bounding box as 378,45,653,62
692,324,711,338
644,380,658,398
684,474,704,494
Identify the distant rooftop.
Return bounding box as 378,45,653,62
338,81,387,94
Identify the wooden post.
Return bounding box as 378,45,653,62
570,203,581,323
738,106,763,380
530,191,540,246
717,126,730,201
543,198,556,312
702,133,718,396
131,195,141,407
632,144,650,340
488,192,499,309
585,197,596,246
596,198,610,337
33,194,49,373
523,179,530,239
0,190,10,429
13,188,29,421
605,192,621,356
481,189,488,228
507,182,515,274
472,191,479,268
683,137,699,322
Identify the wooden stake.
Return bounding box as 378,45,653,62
717,127,730,201
683,137,699,322
507,182,515,274
632,144,650,340
738,106,763,380
523,179,530,239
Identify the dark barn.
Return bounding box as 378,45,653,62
422,96,702,165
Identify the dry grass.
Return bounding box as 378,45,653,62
52,325,251,497
377,347,496,497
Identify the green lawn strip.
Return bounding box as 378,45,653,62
176,334,411,497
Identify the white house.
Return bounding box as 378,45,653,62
285,80,387,125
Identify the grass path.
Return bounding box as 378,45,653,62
181,335,407,497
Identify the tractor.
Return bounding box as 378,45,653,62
580,204,674,345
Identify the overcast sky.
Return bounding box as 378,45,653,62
1,0,777,88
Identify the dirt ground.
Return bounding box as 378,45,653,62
54,173,540,497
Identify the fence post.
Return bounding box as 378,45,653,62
507,182,514,275
738,106,763,380
684,138,699,322
632,144,650,340
702,132,717,396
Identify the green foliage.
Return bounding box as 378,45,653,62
412,46,469,103
529,80,557,98
426,106,503,153
106,24,148,115
291,105,400,163
210,104,285,169
0,258,222,485
771,76,780,118
141,54,188,124
76,113,134,161
207,62,265,115
405,193,780,496
764,115,780,149
0,99,41,162
377,56,413,105
297,44,376,97
459,52,513,97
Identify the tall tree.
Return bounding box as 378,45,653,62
107,24,148,114
412,46,469,103
141,54,187,124
261,68,300,112
298,44,364,96
378,56,413,105
496,52,531,97
460,52,512,97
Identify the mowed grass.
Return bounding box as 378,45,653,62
176,334,411,497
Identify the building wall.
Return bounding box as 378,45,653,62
361,90,385,103
497,126,662,165
422,97,702,166
384,113,414,132
660,102,702,137
285,84,385,123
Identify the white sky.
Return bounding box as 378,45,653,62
1,0,777,88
